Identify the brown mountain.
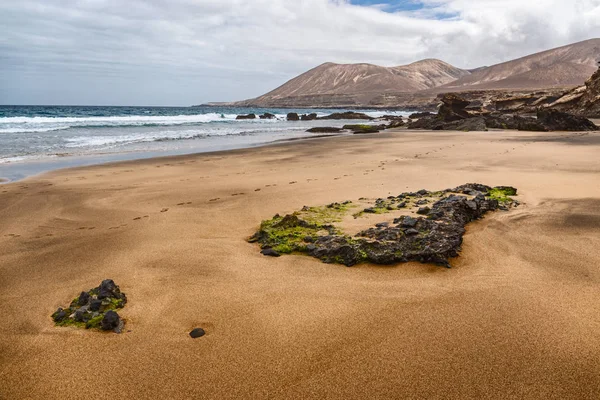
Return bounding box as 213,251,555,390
227,38,600,108
231,59,469,108
439,38,600,91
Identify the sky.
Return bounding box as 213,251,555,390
1,0,600,106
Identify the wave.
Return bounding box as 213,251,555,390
63,126,309,148
0,113,289,134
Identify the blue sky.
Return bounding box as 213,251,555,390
350,0,425,12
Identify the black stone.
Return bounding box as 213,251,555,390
77,291,90,306
189,328,206,338
100,310,120,331
261,248,281,257
89,299,102,312
52,308,67,322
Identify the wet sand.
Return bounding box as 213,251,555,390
1,129,599,399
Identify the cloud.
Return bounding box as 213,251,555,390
1,0,600,105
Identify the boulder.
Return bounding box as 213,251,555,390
235,114,256,120
536,109,598,131
437,93,472,122
259,113,275,119
300,113,318,121
319,111,374,120
287,113,300,121
100,310,120,331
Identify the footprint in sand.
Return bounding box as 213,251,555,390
5,234,21,238
255,189,261,192
209,198,220,202
133,217,142,220
160,208,169,213
289,181,297,184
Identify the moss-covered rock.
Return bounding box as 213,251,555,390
51,279,127,333
250,184,518,268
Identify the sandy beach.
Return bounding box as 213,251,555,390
1,128,599,399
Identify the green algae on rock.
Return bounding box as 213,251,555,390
249,184,518,267
51,279,127,333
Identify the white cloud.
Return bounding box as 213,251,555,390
1,0,600,105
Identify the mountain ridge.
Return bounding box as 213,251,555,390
223,38,600,108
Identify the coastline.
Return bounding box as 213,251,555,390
0,130,351,183
1,129,600,399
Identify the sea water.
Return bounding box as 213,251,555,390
0,105,409,181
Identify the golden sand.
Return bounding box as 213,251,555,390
1,129,599,399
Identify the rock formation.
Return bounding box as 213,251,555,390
51,279,127,333
249,184,518,268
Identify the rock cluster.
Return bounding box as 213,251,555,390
408,93,598,132
51,279,127,333
250,184,518,268
259,113,275,119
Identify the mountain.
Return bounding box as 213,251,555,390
227,38,600,108
439,38,600,91
232,59,469,108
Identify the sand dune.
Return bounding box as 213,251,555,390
1,129,600,399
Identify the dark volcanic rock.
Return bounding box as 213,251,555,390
536,109,598,131
514,115,548,131
319,111,374,120
259,113,275,119
189,328,206,338
52,308,67,322
301,113,318,121
261,248,281,257
438,93,471,122
409,111,434,119
100,310,120,331
236,114,256,120
51,280,127,332
251,183,518,268
306,127,344,133
287,113,300,121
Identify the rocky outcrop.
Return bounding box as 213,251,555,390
343,124,384,134
306,127,344,133
250,184,518,268
236,114,256,120
438,93,471,121
409,112,434,119
300,113,318,121
536,109,598,131
550,67,600,117
318,111,374,120
51,279,127,333
287,113,300,121
259,113,275,119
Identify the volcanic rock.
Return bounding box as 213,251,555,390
306,127,344,133
536,109,598,131
319,111,374,120
236,114,256,120
51,279,127,332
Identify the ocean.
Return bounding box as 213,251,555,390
0,105,409,181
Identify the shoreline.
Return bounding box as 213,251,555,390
1,129,600,398
0,131,352,183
